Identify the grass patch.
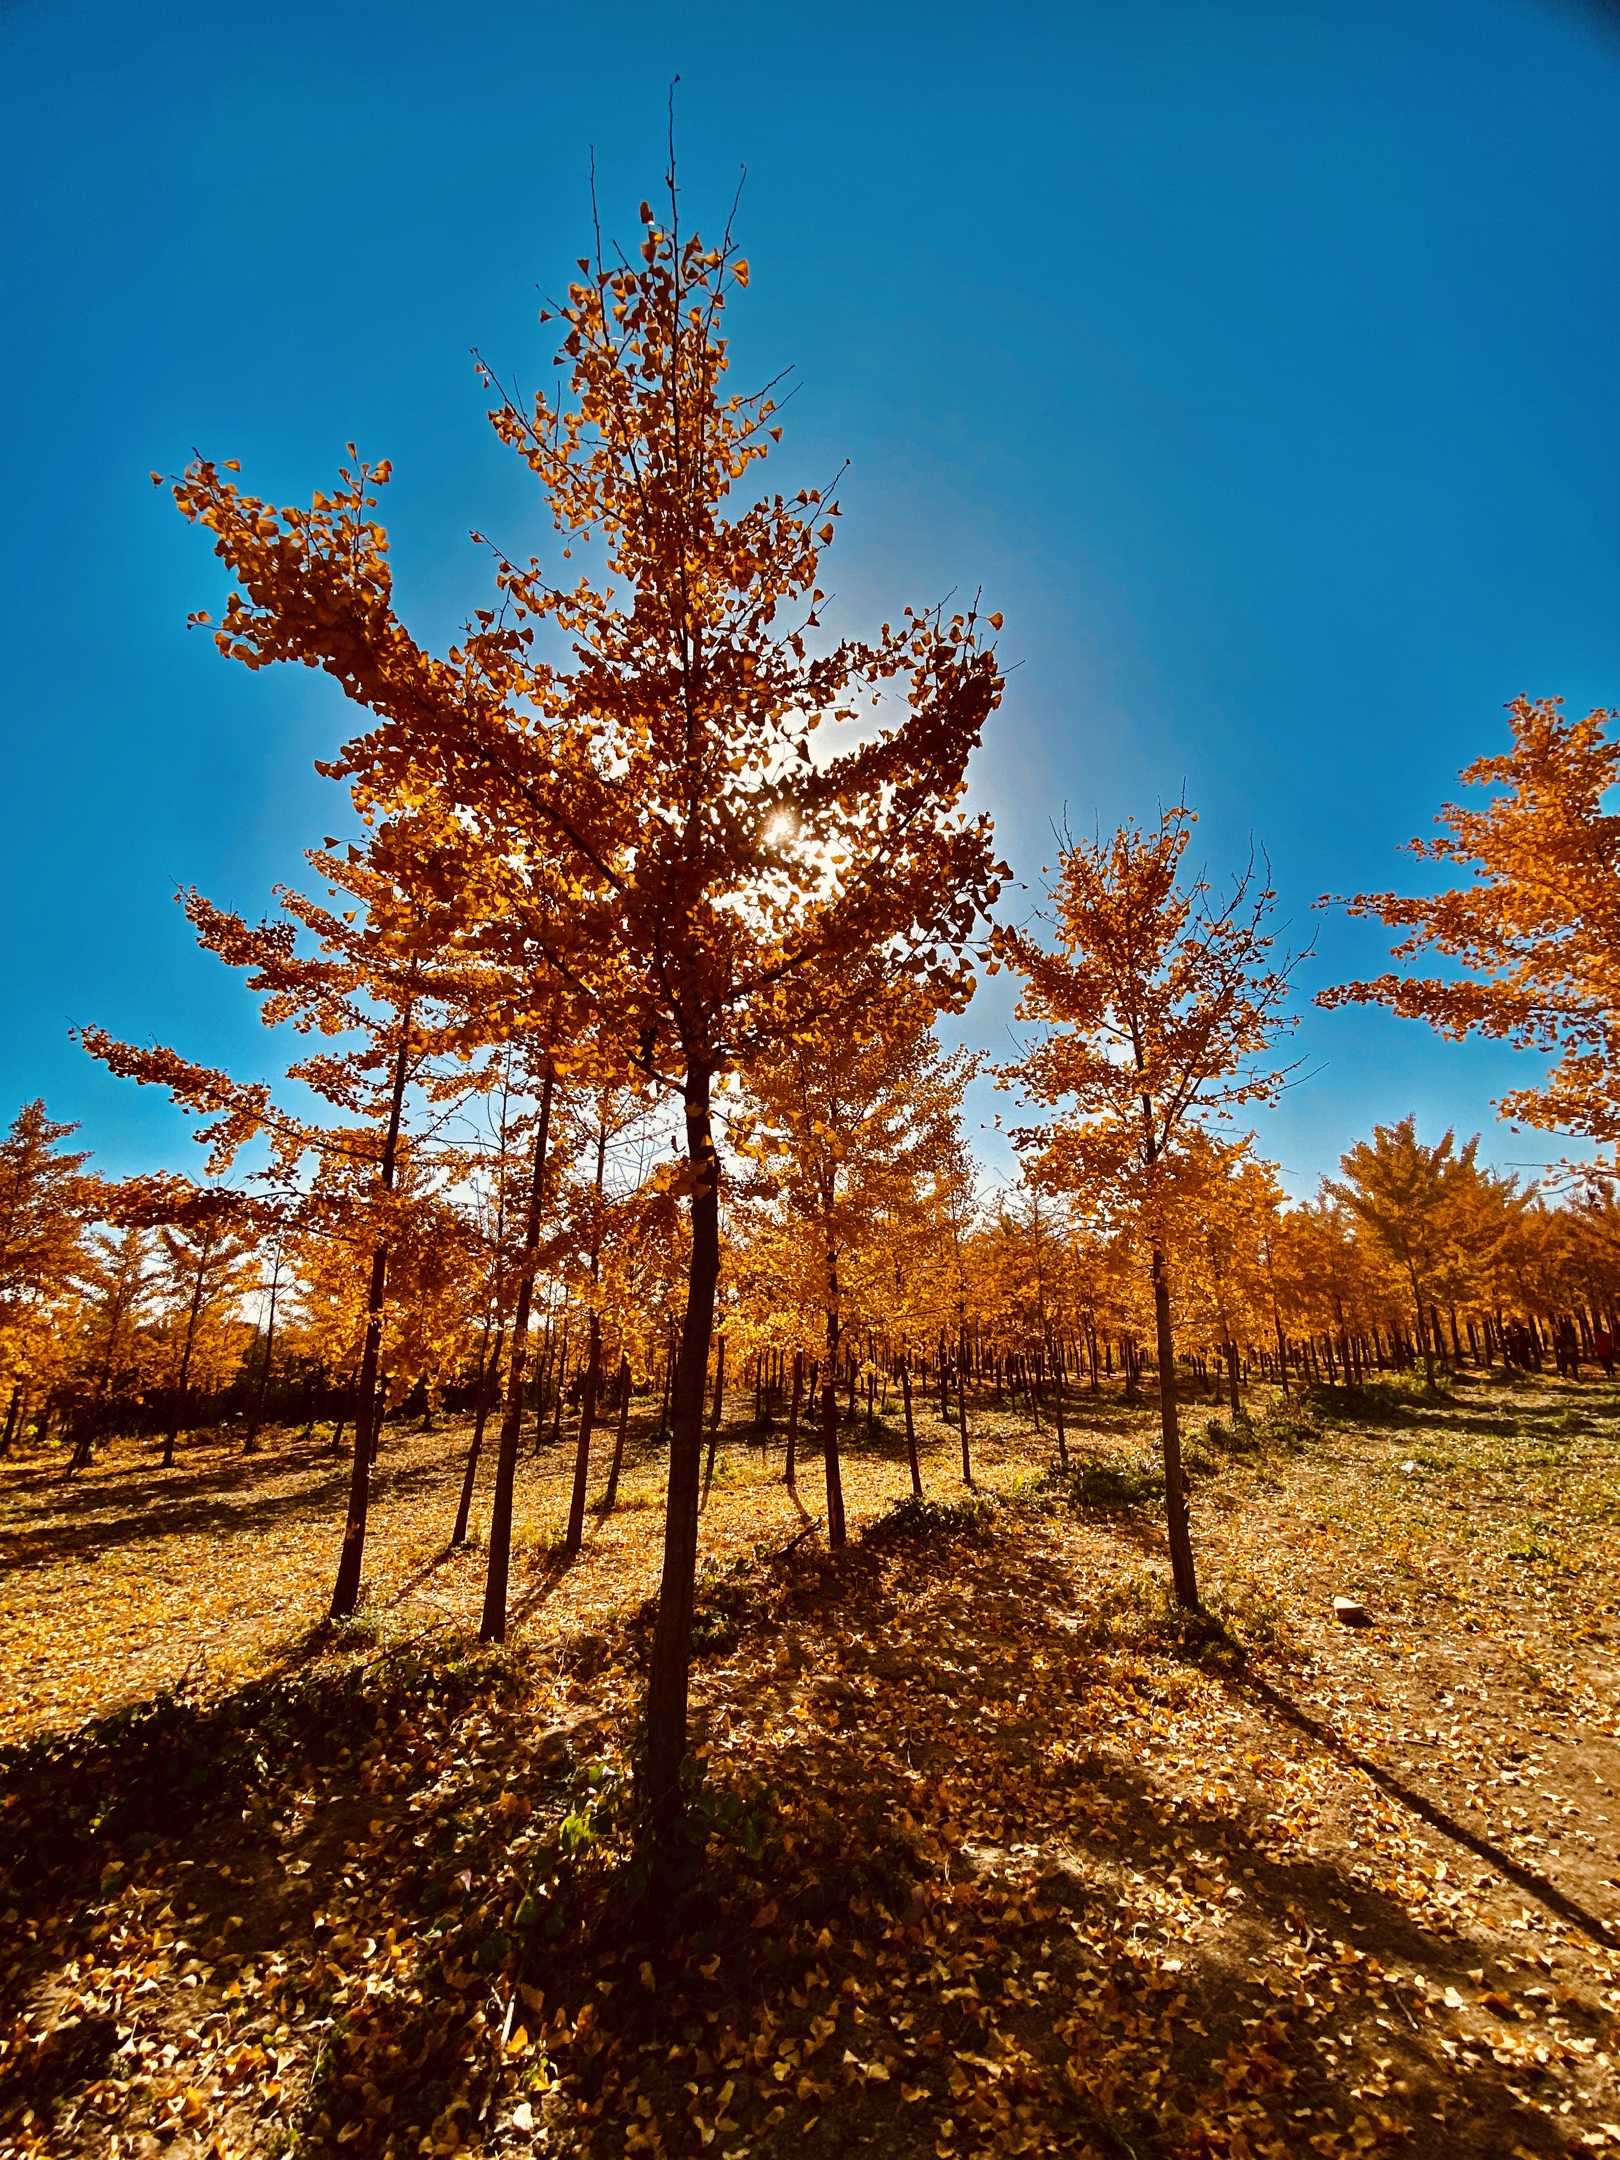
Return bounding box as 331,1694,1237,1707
862,1491,1001,1549
1305,1376,1439,1424
1081,1571,1243,1667
1201,1414,1260,1457
1045,1453,1165,1511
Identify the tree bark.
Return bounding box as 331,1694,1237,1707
821,1305,847,1547
331,1010,414,1618
479,1069,555,1643
784,1351,803,1487
452,1320,503,1547
602,1355,632,1512
957,1346,972,1487
901,1359,922,1497
645,1067,722,1826
700,1330,726,1508
1050,1335,1068,1468
821,1375,847,1548
564,1307,602,1556
1152,1246,1199,1610
565,1122,609,1555
242,1247,282,1455
161,1239,212,1471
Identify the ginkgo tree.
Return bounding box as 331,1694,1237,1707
733,978,977,1540
163,182,1006,1823
1325,1116,1490,1389
0,1105,99,1448
79,831,500,1612
1321,697,1620,1159
994,808,1300,1609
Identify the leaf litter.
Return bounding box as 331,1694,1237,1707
3,1370,1620,2159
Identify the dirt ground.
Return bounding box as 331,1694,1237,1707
2,1367,1619,2160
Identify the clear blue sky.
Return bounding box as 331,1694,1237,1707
3,0,1618,1194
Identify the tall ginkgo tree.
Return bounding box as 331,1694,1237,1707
80,835,497,1613
161,182,1005,1824
994,809,1299,1610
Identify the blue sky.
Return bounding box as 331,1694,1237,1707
2,0,1618,1194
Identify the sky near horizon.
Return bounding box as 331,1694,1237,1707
2,0,1618,1197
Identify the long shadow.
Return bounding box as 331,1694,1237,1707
767,1533,1583,2155
1236,1669,1618,1948
0,1435,473,1572
506,1546,581,1625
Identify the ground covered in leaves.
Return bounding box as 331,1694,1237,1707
4,1368,1620,2160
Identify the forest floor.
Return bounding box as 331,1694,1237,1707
3,1368,1620,2160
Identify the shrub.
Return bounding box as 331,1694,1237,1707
1082,1571,1236,1664
1201,1415,1259,1457
1044,1455,1164,1512
862,1492,1000,1549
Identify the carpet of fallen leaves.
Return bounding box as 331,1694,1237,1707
4,1368,1620,2160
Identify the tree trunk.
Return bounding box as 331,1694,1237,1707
331,1010,414,1618
602,1355,632,1512
821,1375,847,1548
700,1331,726,1509
1226,1337,1244,1420
901,1360,922,1497
162,1246,211,1470
452,1320,503,1547
1152,1246,1198,1610
242,1249,282,1455
956,1345,972,1487
479,1070,556,1643
564,1307,602,1557
785,1352,803,1486
644,1066,722,1826
1050,1336,1068,1468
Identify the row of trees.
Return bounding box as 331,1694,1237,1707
8,157,1618,1816
10,1068,1620,1487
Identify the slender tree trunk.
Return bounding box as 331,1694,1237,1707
1226,1337,1244,1420
452,1320,503,1548
901,1359,922,1497
602,1355,632,1512
479,1071,556,1643
1152,1246,1198,1610
565,1122,609,1556
243,1249,282,1456
331,1010,414,1618
956,1355,972,1486
645,1066,722,1826
700,1331,726,1509
544,1329,569,1452
1,1384,21,1458
162,1251,210,1470
821,1306,847,1546
565,1308,602,1557
1051,1336,1068,1468
822,1375,847,1548
785,1352,803,1487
